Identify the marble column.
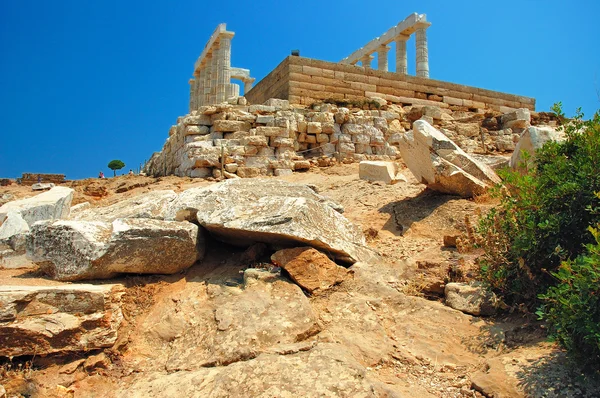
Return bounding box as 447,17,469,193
209,45,220,104
360,54,374,69
395,36,408,75
203,54,213,105
216,32,234,103
197,67,206,107
244,78,255,94
189,79,196,112
377,45,390,72
415,27,429,78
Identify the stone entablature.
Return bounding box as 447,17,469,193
341,13,431,78
189,24,255,110
246,56,535,113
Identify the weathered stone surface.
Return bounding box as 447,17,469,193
358,161,398,184
0,186,73,227
212,120,250,132
501,108,531,130
119,342,398,398
271,247,348,293
471,358,524,398
27,218,203,281
0,212,29,242
0,284,123,357
71,190,177,222
445,282,496,316
510,126,564,171
398,120,501,197
31,183,55,191
166,179,375,264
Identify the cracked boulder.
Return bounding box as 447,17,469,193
398,120,501,197
0,284,123,357
510,125,564,171
0,186,73,227
166,179,377,264
27,218,204,281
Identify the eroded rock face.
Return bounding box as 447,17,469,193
138,268,319,371
70,190,177,222
166,179,377,264
27,218,203,281
118,343,396,398
509,126,564,171
0,186,73,227
271,247,348,294
398,120,501,197
0,284,123,357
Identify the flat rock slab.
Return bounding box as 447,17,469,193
166,179,377,264
271,247,348,293
70,190,177,222
0,284,123,357
0,186,73,227
398,120,501,197
27,218,203,281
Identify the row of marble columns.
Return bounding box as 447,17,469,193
190,31,255,110
357,26,429,78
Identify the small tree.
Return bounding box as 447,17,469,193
107,160,125,177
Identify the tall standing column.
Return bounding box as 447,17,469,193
415,27,430,78
395,36,408,75
216,32,234,103
377,45,390,71
203,55,213,105
197,67,206,107
209,45,220,104
360,54,374,69
189,79,196,112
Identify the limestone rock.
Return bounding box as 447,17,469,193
445,282,496,316
501,108,531,130
70,190,177,222
31,183,55,191
166,179,376,264
0,284,123,357
0,186,73,227
358,161,398,184
27,218,203,281
271,247,348,293
510,126,564,171
0,212,29,243
398,120,501,197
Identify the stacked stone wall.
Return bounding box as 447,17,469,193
144,95,547,179
247,56,535,113
20,173,66,185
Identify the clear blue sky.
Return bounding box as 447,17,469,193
1,0,598,180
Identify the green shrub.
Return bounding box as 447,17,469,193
473,105,600,306
537,223,600,368
108,159,125,177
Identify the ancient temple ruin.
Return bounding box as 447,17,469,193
188,24,255,110
340,13,431,78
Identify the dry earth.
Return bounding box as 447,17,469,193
1,164,599,397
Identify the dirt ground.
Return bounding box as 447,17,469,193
1,164,599,397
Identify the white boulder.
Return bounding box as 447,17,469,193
510,126,564,171
27,218,204,281
358,161,398,184
0,186,73,226
398,120,501,197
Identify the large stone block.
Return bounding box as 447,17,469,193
510,126,564,171
358,161,399,184
0,187,73,227
213,120,251,132
255,126,288,137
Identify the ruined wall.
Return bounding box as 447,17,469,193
144,96,541,179
247,56,535,112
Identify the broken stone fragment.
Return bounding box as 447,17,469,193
0,284,123,357
509,125,564,171
27,218,204,281
358,161,398,184
271,247,348,294
444,282,497,316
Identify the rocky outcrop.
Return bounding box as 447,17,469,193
166,179,376,264
0,186,73,227
510,126,564,171
271,247,349,293
27,218,203,281
398,120,501,197
0,284,123,357
70,190,177,222
445,282,497,316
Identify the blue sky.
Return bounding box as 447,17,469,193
1,0,598,180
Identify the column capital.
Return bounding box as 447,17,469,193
377,44,391,52
395,34,410,43
219,31,235,40
360,54,374,69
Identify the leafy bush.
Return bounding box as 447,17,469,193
108,159,125,177
537,222,600,368
472,105,600,306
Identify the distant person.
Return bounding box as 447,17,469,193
37,176,41,184
99,171,105,179
129,169,134,176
